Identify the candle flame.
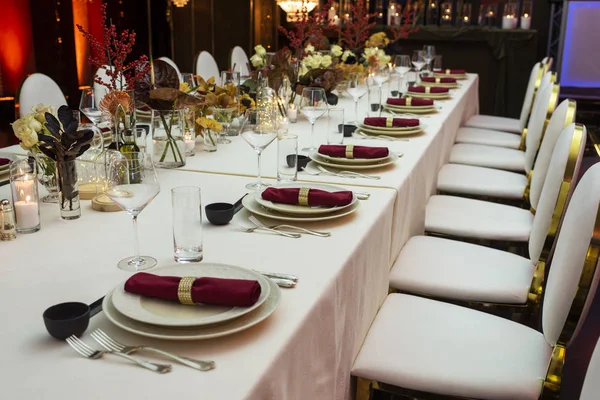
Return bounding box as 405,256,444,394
20,189,24,199
524,13,529,18
26,195,30,203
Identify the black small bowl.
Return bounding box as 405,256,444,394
341,124,357,137
43,302,91,340
205,202,235,225
296,155,310,171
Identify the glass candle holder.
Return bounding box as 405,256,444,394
479,4,498,26
426,0,439,25
521,0,532,29
502,1,518,29
287,104,298,123
458,3,471,26
9,159,41,233
440,1,452,25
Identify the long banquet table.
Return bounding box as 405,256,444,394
0,74,478,399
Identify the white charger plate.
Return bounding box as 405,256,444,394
309,151,399,170
243,194,360,222
254,182,357,216
359,125,424,136
104,279,281,341
358,122,419,132
384,106,438,115
317,149,389,165
111,263,271,327
434,73,468,80
407,92,451,99
421,82,459,89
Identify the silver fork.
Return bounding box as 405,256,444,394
249,215,330,237
66,335,171,374
317,165,381,180
235,222,301,238
301,167,357,179
90,329,215,371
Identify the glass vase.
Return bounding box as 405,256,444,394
203,129,217,152
32,153,58,203
151,109,186,168
56,160,81,220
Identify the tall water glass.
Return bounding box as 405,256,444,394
277,134,298,182
423,45,436,76
180,73,196,90
433,55,443,72
346,72,368,125
300,87,328,151
327,108,345,144
373,66,390,116
221,71,241,86
412,50,426,84
172,186,203,263
394,55,411,95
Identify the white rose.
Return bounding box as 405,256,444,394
298,65,309,77
254,45,266,56
25,115,43,132
341,50,355,62
32,104,55,123
305,44,315,54
309,54,322,69
14,124,38,149
321,55,333,68
331,45,343,57
250,53,264,68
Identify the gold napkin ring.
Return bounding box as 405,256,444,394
385,118,393,128
436,78,441,84
298,187,310,206
446,69,451,74
425,87,431,94
177,277,196,305
406,97,412,106
345,144,355,159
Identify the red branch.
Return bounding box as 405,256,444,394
278,0,334,58
338,0,377,49
76,3,150,91
389,0,419,42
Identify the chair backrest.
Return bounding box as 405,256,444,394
542,160,600,347
542,56,554,73
529,99,577,210
195,51,220,82
518,62,542,132
230,46,250,77
528,123,586,264
524,78,560,173
580,337,600,400
18,73,67,118
158,57,182,81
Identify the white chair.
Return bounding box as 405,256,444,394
437,98,576,201
580,337,600,400
461,62,542,137
390,123,586,306
542,56,554,73
158,57,182,81
195,51,220,82
18,73,67,117
449,76,558,172
230,46,250,77
352,162,600,400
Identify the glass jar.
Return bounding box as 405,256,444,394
151,109,186,168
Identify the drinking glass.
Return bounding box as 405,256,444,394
394,55,411,95
212,107,235,144
180,73,196,89
172,186,203,263
79,88,103,125
241,108,278,190
373,66,391,116
346,73,368,125
433,55,443,72
412,50,426,84
327,108,345,144
106,152,161,271
423,45,436,76
221,70,241,86
300,87,328,151
277,133,298,182
367,80,382,117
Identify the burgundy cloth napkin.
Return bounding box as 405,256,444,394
363,117,419,127
124,272,262,307
319,144,389,159
262,187,353,207
421,77,456,83
386,98,434,106
442,69,466,74
0,158,10,167
408,86,449,94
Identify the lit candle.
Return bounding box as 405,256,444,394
463,15,469,23
13,178,40,230
387,5,395,25
287,104,298,123
328,6,336,22
521,13,531,29
502,15,514,29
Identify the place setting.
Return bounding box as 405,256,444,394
356,116,425,137
419,76,460,89
383,97,439,115
0,152,17,186
433,68,468,80
406,85,452,100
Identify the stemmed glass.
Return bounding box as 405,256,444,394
180,73,196,90
346,73,368,125
106,152,161,271
79,88,103,125
412,50,426,84
373,65,391,116
241,108,278,190
300,87,328,151
423,45,436,76
394,55,411,95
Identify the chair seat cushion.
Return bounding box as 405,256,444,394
352,293,552,400
455,127,521,149
437,164,528,199
390,236,535,303
425,195,534,241
464,115,521,134
450,143,526,172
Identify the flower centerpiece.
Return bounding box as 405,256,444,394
36,106,95,219
195,117,223,152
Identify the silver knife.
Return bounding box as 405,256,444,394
254,269,299,282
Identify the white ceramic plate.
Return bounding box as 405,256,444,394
421,82,459,89
309,151,399,170
359,125,424,136
254,182,357,216
316,149,389,165
407,92,451,99
358,122,419,132
243,194,360,222
104,279,281,341
384,106,438,115
0,153,17,171
434,73,468,80
111,263,271,327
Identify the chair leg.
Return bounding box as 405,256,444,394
356,377,376,400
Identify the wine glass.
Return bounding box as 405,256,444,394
241,108,278,190
423,45,436,76
373,65,390,117
106,152,161,271
412,50,426,84
346,73,368,125
394,55,411,95
300,87,328,151
221,71,241,86
180,73,196,90
79,88,103,125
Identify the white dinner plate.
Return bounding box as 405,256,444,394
111,263,271,327
434,73,468,80
359,125,424,136
104,279,281,341
243,194,360,222
358,122,419,132
407,92,451,100
254,182,357,215
309,151,399,170
0,153,17,171
421,82,459,89
316,149,389,165
384,105,438,115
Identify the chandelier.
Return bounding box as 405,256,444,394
276,0,319,22
172,0,190,7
